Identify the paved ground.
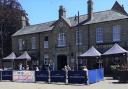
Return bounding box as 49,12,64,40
0,77,128,89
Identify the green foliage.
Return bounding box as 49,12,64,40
0,0,29,57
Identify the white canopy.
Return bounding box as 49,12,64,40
80,46,101,57
3,52,16,60
103,43,127,55
15,51,31,61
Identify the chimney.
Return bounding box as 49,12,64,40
21,16,27,28
59,5,66,19
87,0,93,20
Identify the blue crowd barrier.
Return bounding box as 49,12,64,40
88,69,97,84
97,69,104,81
68,71,87,84
2,71,12,80
88,68,104,84
35,71,48,82
50,71,66,83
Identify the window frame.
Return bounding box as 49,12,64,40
112,25,121,42
57,33,66,47
76,30,82,45
96,27,103,43
18,39,23,50
31,37,36,49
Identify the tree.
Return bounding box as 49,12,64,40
0,0,29,58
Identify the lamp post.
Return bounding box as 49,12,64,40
76,11,80,70
96,57,103,68
0,21,4,69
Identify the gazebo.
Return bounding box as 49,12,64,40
78,46,102,69
15,51,31,69
2,52,16,70
102,43,128,74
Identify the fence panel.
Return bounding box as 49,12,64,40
50,71,66,83
97,68,104,81
68,71,87,84
0,71,2,80
35,71,48,82
2,71,12,80
88,69,97,84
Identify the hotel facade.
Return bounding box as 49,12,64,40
12,0,128,70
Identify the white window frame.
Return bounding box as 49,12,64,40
76,30,82,45
44,54,49,65
18,39,23,50
31,37,36,49
96,27,103,43
44,36,49,48
112,25,121,42
57,33,66,47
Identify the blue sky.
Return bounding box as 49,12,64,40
18,0,128,25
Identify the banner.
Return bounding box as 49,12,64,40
13,71,35,83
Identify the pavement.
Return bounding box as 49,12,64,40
0,77,128,89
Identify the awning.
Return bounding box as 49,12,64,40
3,52,16,60
15,51,31,61
79,46,101,58
103,43,127,55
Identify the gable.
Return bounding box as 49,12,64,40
111,1,128,15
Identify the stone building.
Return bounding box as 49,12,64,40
12,0,128,70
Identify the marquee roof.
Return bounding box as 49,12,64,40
3,52,16,60
15,51,31,61
79,46,101,57
103,44,127,55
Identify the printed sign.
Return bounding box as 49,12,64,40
13,71,35,82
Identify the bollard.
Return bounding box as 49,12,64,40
48,70,51,84
0,70,2,81
65,70,68,84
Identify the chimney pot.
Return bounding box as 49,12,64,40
59,5,66,19
21,16,27,28
87,0,93,20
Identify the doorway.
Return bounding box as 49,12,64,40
57,55,67,70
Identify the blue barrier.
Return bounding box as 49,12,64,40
88,68,104,84
68,71,87,84
50,71,66,83
35,71,48,82
97,69,104,81
2,71,12,80
88,69,97,84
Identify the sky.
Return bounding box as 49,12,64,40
18,0,128,25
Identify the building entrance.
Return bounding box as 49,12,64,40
57,55,67,70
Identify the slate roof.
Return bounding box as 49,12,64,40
12,21,54,36
12,10,128,36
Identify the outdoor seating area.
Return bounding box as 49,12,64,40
0,68,104,84
1,43,128,84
